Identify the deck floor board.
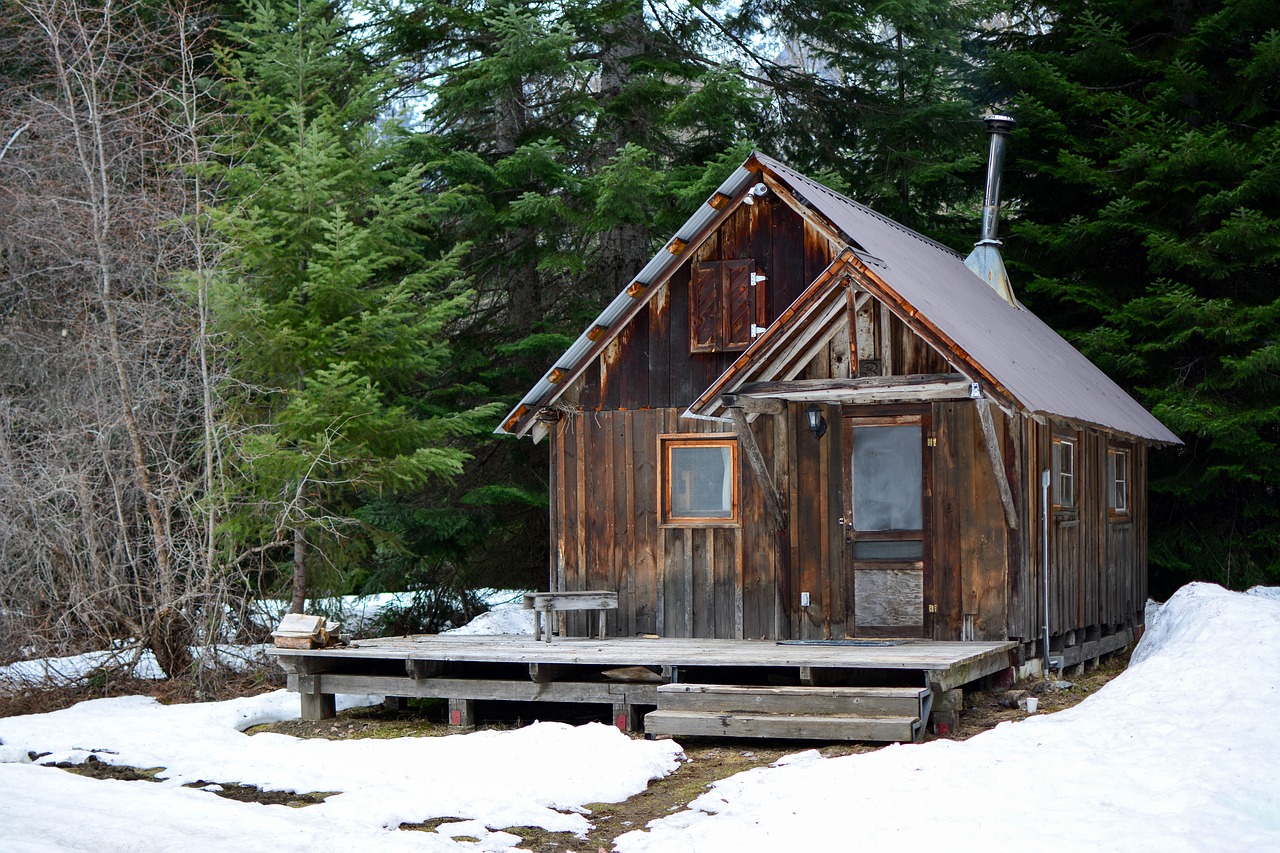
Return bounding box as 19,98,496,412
269,634,1015,674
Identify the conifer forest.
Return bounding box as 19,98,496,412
1,0,1276,680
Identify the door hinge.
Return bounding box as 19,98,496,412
927,435,937,447
928,604,938,613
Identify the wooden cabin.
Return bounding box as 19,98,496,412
497,143,1179,670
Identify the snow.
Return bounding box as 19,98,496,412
444,601,534,636
0,690,682,850
1,582,1277,852
616,582,1280,852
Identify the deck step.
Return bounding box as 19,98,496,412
645,709,922,743
656,683,929,718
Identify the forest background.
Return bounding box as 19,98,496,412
0,0,1276,683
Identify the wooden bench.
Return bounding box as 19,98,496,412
522,590,618,642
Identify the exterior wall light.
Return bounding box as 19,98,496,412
806,403,827,439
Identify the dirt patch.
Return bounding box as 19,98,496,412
182,781,335,807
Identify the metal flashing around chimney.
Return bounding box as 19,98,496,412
965,115,1018,306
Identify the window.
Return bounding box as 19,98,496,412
662,436,738,524
1109,447,1130,516
689,260,766,353
1052,435,1076,509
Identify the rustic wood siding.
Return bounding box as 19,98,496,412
550,408,784,640
579,199,832,412
932,401,1010,640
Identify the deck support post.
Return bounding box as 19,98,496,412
297,675,336,721
929,687,963,736
613,702,641,733
384,696,409,712
448,698,475,729
529,663,557,683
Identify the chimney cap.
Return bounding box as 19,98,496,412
983,114,1017,134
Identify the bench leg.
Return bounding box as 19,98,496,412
598,609,606,639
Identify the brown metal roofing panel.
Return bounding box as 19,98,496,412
756,155,1180,445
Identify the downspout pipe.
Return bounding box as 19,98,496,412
1040,468,1057,675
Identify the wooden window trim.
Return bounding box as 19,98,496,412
1108,446,1131,519
659,434,740,528
1052,433,1077,514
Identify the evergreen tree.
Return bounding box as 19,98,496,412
215,0,495,611
989,0,1280,590
354,0,769,591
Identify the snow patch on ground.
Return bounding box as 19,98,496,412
0,688,681,850
615,583,1280,853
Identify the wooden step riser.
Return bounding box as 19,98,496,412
659,693,922,717
656,684,927,718
645,710,921,743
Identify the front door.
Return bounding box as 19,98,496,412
842,413,931,637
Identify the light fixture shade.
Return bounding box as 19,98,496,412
805,403,827,439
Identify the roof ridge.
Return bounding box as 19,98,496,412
755,153,963,260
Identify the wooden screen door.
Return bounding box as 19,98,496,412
842,413,931,637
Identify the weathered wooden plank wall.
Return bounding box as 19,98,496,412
932,401,1009,640
577,198,830,412
550,407,784,640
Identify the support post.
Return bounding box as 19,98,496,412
613,702,641,733
448,698,475,729
297,674,336,721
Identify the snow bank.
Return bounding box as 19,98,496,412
444,601,534,635
617,583,1280,853
0,688,681,849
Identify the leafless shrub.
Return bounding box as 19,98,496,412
0,0,247,689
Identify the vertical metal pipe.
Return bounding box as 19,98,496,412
980,115,1017,243
1041,468,1052,675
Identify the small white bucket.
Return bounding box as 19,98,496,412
1024,696,1038,713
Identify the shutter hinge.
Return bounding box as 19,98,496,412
750,323,766,338
750,272,766,287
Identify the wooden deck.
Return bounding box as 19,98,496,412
271,634,1016,742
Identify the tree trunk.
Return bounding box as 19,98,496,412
290,525,308,614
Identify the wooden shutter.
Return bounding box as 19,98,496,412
723,260,756,350
690,261,720,353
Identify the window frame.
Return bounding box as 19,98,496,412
1052,433,1077,512
659,434,740,527
1108,445,1131,518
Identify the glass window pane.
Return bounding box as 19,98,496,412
853,540,924,561
670,445,732,518
852,425,922,531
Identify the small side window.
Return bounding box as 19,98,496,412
662,436,738,525
1108,447,1130,516
1052,435,1076,510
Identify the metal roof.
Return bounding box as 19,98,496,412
497,153,1180,446
755,155,1179,445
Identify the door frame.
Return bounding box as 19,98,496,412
840,404,934,637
